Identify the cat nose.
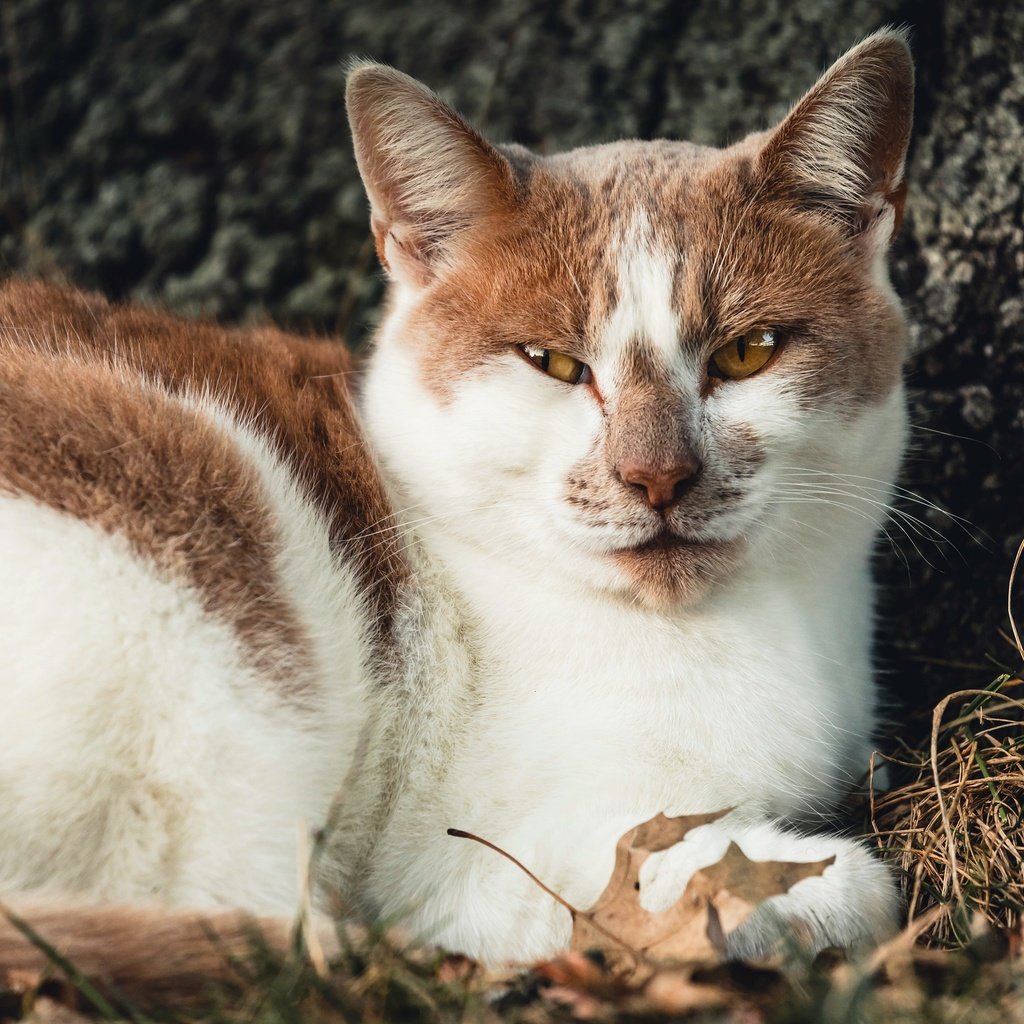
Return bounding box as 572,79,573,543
616,456,702,511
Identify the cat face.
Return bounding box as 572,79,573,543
351,34,913,607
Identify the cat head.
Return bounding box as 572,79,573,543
348,32,914,608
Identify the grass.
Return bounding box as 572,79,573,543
5,904,1024,1023
5,672,1024,1023
869,539,1024,950
870,676,1024,948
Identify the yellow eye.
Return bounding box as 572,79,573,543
709,329,779,380
521,345,593,385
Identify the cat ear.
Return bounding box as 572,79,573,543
756,29,914,250
346,63,520,287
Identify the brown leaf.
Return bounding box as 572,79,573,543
642,967,735,1014
24,997,92,1024
572,812,834,974
436,952,479,985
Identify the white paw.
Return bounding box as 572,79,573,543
638,819,900,959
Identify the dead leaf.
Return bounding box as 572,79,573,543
449,809,835,981
571,812,834,974
642,967,734,1014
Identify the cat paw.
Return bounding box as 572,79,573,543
638,818,900,959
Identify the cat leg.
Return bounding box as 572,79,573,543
638,816,900,959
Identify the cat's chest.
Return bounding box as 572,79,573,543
436,567,865,819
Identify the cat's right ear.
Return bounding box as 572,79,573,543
346,63,520,288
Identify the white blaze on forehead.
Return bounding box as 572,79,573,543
599,209,681,380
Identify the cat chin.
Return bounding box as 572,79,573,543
612,538,744,608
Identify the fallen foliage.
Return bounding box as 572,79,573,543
453,809,833,978
568,812,832,973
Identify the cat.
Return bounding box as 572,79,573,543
0,28,913,969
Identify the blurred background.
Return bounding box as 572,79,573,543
0,0,1021,732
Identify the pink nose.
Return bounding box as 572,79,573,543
617,456,702,510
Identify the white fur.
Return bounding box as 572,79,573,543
0,393,371,914
347,539,901,961
600,211,681,368
191,392,372,732
354,204,907,961
0,254,906,963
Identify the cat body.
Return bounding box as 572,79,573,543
0,292,381,912
0,30,913,965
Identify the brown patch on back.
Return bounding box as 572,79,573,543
0,281,408,674
0,344,313,690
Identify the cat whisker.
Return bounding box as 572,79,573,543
765,493,946,572
554,247,587,305
908,422,999,454
305,369,365,380
772,473,960,534
705,172,773,310
773,484,951,547
774,466,986,540
772,481,960,550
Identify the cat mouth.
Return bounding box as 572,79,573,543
612,530,743,607
620,529,707,554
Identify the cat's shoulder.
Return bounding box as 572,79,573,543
0,278,409,637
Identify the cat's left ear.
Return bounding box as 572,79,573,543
756,29,914,251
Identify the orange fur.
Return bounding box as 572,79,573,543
0,281,408,649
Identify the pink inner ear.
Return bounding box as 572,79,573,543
346,63,520,286
755,33,914,238
380,224,445,290
370,216,391,272
887,177,908,240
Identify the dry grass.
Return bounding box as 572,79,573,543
869,539,1024,948
870,676,1024,947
